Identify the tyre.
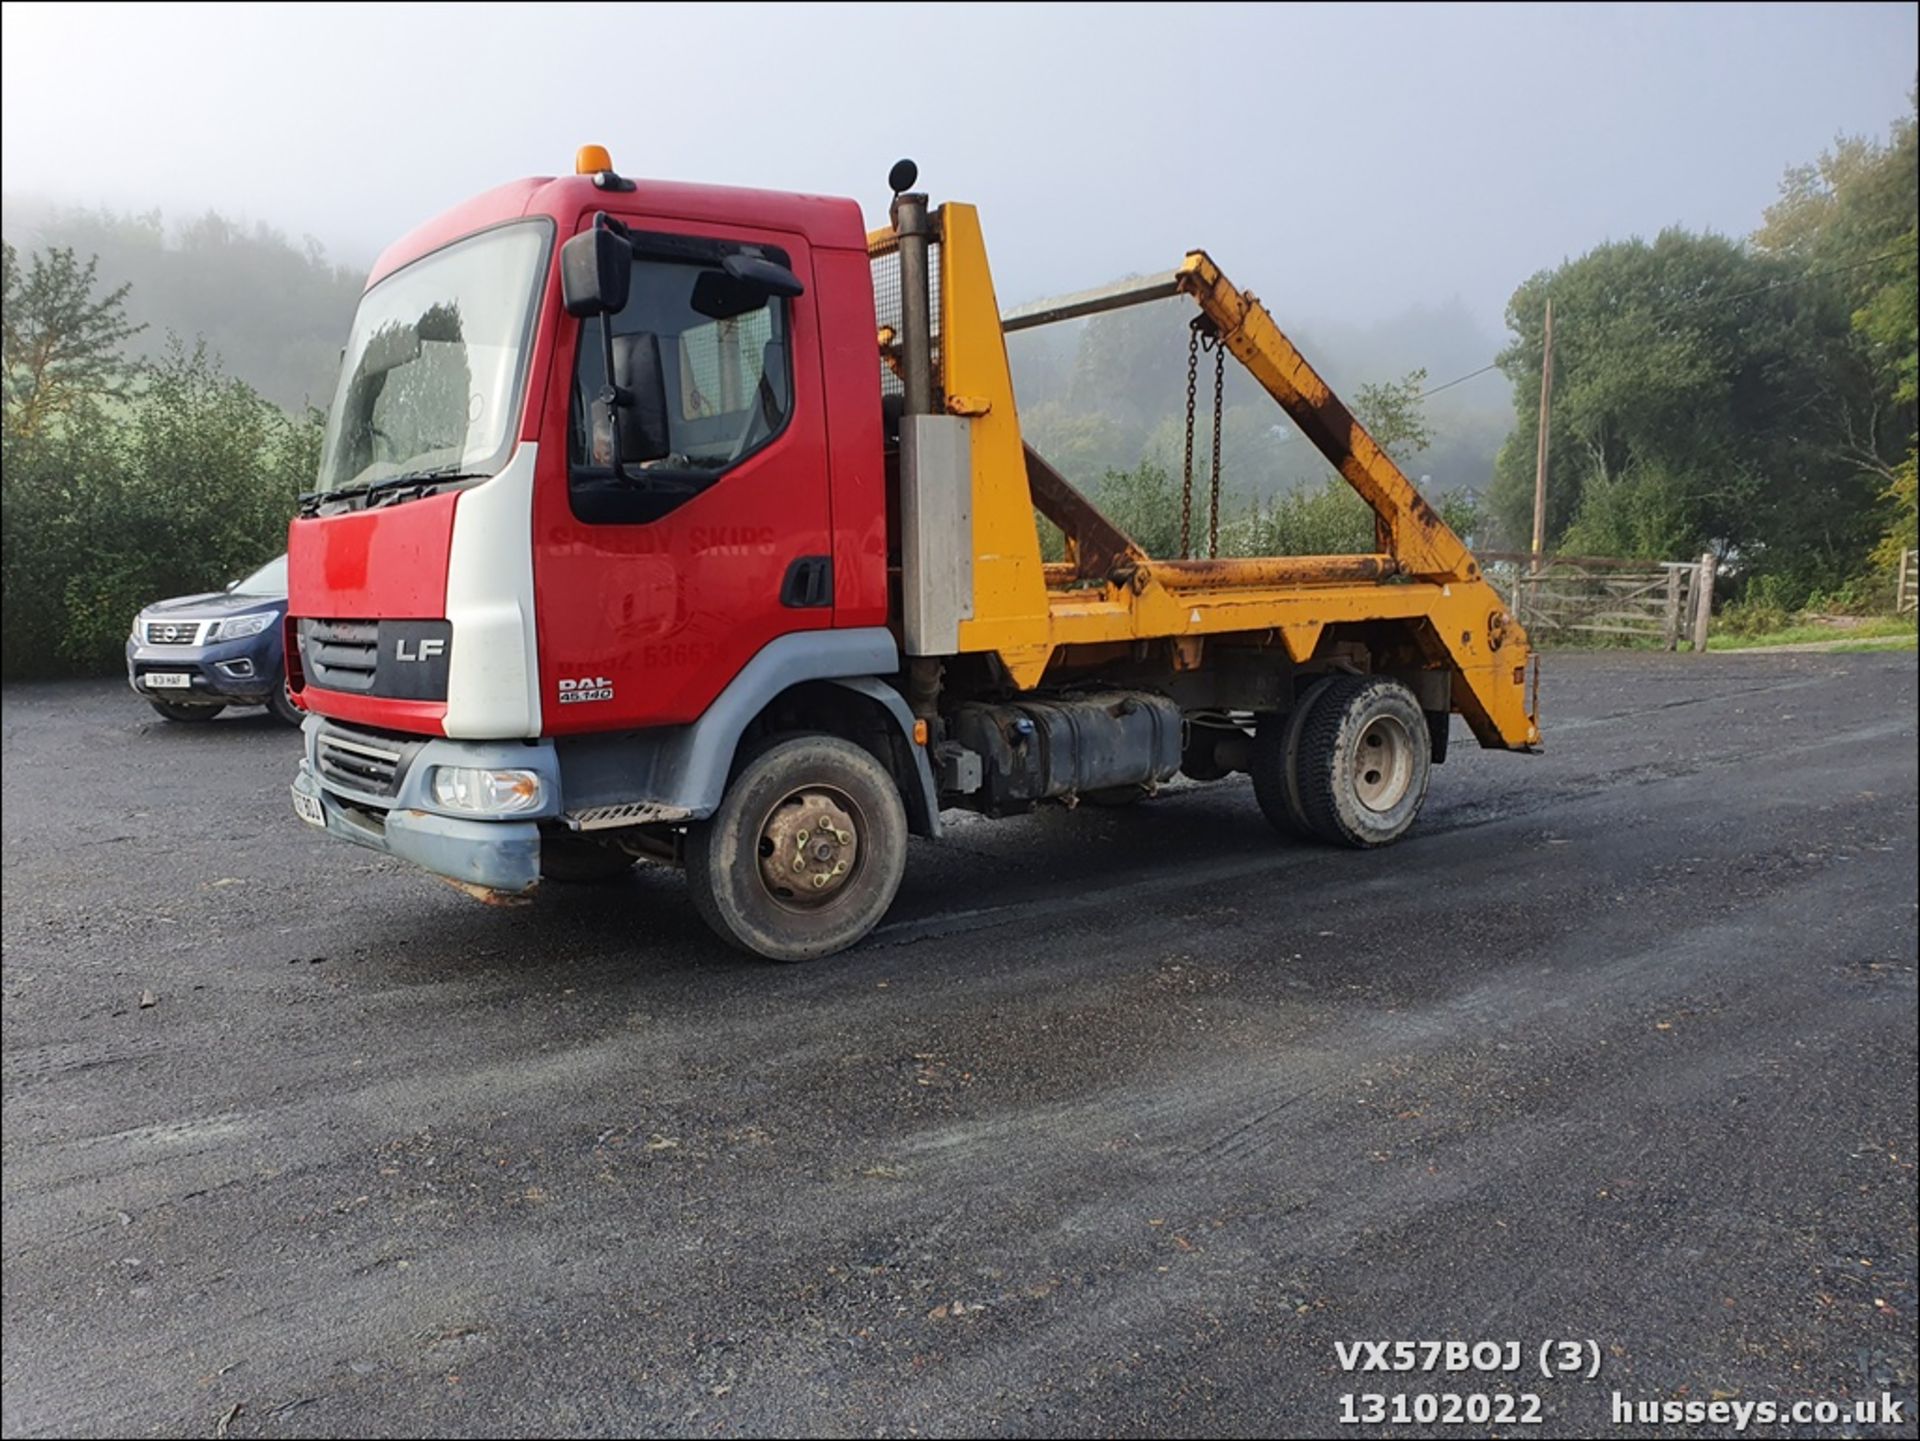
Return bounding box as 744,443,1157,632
685,733,908,962
1295,676,1431,848
147,700,226,722
1249,675,1343,838
539,831,637,883
267,671,303,727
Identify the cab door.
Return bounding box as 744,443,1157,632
531,218,832,733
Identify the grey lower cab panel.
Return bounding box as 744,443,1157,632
554,629,941,834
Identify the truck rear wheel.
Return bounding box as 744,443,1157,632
685,734,907,962
1295,676,1431,848
1250,675,1343,838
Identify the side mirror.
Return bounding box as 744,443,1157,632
561,222,632,318
604,333,672,464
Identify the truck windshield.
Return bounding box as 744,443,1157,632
314,220,552,506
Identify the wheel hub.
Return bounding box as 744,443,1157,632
758,790,861,906
1353,714,1415,812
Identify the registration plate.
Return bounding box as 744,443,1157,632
291,786,325,828
144,672,192,690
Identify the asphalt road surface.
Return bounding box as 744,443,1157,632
3,652,1915,1439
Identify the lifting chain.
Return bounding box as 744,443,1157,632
1180,322,1199,559
1206,328,1225,559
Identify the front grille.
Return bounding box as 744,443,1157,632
315,725,408,798
145,620,202,645
300,618,378,692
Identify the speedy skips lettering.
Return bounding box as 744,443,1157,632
558,676,615,705
688,526,777,557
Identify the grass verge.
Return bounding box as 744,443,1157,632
1707,616,1916,651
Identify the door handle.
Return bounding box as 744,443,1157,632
780,556,833,609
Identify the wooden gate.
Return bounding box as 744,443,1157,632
1479,552,1711,651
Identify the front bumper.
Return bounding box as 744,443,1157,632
127,633,281,705
292,717,563,895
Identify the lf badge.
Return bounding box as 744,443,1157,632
559,676,614,705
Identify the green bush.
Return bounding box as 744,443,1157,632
1715,598,1794,638
1,341,320,677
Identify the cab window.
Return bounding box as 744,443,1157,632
569,242,793,524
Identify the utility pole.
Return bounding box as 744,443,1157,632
1529,296,1555,570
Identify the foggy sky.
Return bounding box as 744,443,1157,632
3,1,1914,333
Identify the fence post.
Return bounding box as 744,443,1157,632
1691,551,1717,653
1662,566,1682,651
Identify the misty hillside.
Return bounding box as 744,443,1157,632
2,196,365,413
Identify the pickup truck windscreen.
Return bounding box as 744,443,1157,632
311,219,552,512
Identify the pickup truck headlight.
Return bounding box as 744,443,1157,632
431,766,543,814
210,612,276,641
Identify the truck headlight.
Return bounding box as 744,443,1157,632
431,766,543,814
210,612,275,641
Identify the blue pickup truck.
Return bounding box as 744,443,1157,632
126,555,300,725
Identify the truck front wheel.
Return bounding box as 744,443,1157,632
685,734,908,962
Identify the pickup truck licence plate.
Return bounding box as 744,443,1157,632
145,672,192,689
291,786,325,828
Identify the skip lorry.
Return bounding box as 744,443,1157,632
288,149,1539,960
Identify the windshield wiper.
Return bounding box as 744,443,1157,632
364,470,491,508
298,469,491,516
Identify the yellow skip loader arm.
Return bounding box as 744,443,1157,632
1175,252,1474,585
896,205,1540,752
1172,251,1540,749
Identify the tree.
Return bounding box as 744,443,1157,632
1095,460,1182,559
1353,368,1433,455
1485,227,1891,596
2,243,146,440
1757,96,1918,576
3,340,312,676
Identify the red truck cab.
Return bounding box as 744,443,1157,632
288,154,926,923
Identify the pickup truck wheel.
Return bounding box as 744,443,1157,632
267,672,303,727
147,700,226,722
1295,676,1431,848
686,734,907,962
540,832,637,883
1250,675,1342,837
